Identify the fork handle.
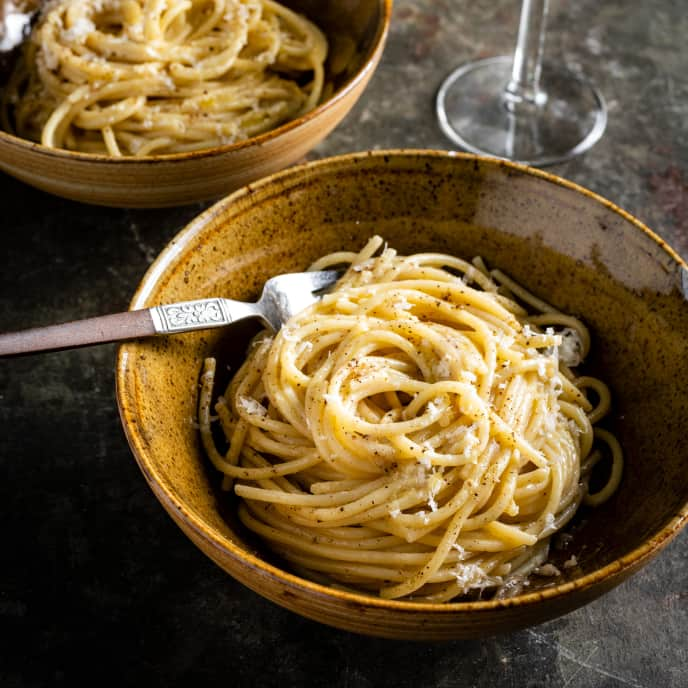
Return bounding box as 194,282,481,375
0,297,259,357
0,310,156,357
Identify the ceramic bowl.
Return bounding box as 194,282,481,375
0,0,391,208
116,150,688,640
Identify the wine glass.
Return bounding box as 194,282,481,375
436,0,607,166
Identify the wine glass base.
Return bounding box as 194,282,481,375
436,56,607,166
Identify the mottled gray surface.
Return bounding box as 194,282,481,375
1,1,687,686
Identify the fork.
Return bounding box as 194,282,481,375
0,269,340,357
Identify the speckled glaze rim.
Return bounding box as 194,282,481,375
117,149,688,614
0,0,392,163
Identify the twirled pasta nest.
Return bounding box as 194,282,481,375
2,0,327,155
200,236,622,602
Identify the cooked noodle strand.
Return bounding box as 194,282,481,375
2,0,327,155
200,236,623,601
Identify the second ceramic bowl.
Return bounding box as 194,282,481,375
0,0,391,207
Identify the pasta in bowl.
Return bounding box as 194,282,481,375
3,0,328,156
0,0,391,205
199,236,622,603
116,151,688,639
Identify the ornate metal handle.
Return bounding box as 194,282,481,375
152,298,229,333
150,298,261,334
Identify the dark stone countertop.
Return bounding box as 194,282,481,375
1,1,686,686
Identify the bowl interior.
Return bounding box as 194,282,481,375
290,0,386,95
117,151,688,632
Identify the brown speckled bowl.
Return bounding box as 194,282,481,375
0,1,391,207
116,151,688,640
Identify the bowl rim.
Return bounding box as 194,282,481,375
117,149,688,613
0,0,392,164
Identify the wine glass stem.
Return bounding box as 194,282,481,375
504,0,549,111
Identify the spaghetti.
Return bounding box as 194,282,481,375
1,0,327,155
200,236,623,602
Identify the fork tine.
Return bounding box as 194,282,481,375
268,269,341,293
301,269,341,291
260,269,341,330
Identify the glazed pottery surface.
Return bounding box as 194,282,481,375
116,151,688,639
